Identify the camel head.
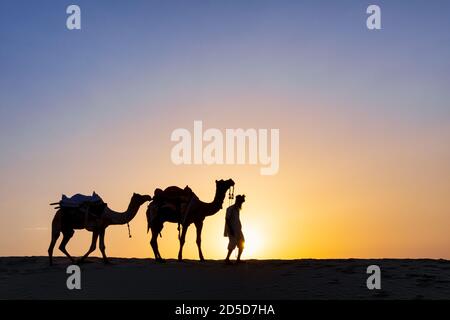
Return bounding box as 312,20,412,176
131,193,152,206
215,179,235,193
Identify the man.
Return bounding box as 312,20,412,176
224,194,246,263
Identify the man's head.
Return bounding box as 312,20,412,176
235,194,246,208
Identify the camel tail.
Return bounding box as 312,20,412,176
48,210,62,266
146,217,162,238
146,206,151,234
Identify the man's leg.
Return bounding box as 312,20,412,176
225,249,233,261
225,237,235,262
237,239,244,262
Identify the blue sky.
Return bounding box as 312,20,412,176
1,1,449,146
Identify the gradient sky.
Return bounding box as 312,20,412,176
1,0,449,259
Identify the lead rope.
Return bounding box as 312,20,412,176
127,222,132,238
228,186,237,259
228,185,234,206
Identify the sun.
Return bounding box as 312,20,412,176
242,228,264,258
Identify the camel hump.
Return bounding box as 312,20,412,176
156,185,194,201
163,186,185,194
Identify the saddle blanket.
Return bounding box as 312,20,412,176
59,192,104,208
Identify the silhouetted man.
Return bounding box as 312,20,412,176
224,195,246,263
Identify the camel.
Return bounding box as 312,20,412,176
48,193,152,265
146,179,235,262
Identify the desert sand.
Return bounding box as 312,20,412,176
1,257,449,299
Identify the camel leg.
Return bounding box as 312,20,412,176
177,225,189,261
99,229,110,264
78,231,99,263
59,229,75,263
48,212,62,266
195,221,205,261
150,224,164,262
48,231,60,266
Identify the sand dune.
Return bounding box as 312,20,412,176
1,257,449,299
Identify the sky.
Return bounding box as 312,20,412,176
0,0,449,259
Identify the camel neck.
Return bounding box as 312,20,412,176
107,198,141,225
204,189,227,216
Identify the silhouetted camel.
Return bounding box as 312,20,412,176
48,193,151,265
147,179,235,262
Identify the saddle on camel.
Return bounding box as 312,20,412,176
50,192,107,227
147,185,198,236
